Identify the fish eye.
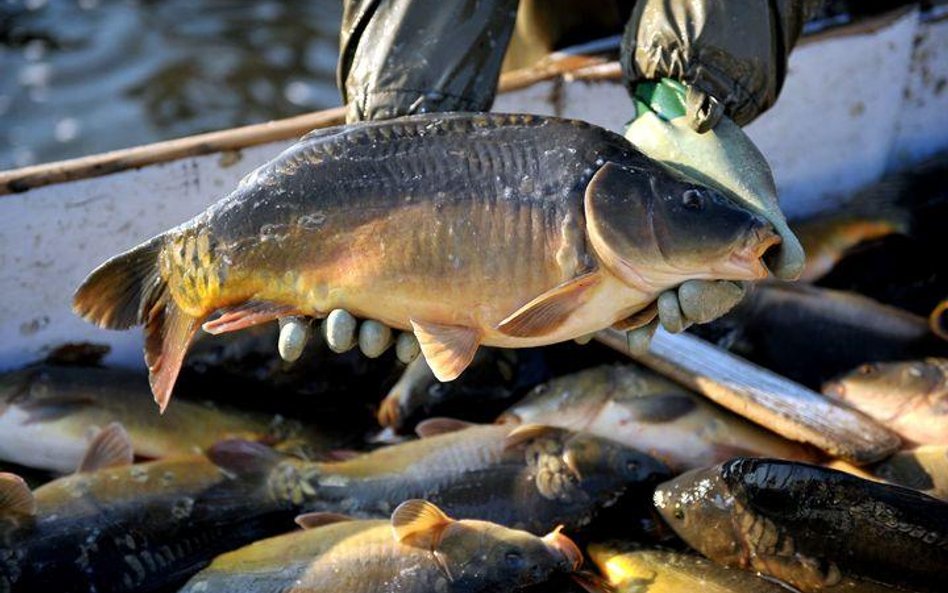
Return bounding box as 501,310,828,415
673,508,685,520
857,364,875,376
625,460,639,473
505,551,524,569
682,189,705,210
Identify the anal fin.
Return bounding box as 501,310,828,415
409,320,480,382
497,272,600,338
202,301,298,335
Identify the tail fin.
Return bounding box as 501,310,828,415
73,236,165,330
73,236,201,413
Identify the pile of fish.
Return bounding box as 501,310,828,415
1,115,946,593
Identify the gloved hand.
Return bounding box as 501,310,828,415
619,0,820,349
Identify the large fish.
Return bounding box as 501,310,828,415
179,500,586,593
653,458,948,593
0,427,300,593
823,358,948,446
0,360,332,473
498,365,815,471
73,113,779,410
214,422,668,535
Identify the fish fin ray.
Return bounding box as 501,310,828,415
391,499,453,548
0,473,36,519
415,418,477,439
202,301,298,335
77,422,134,473
294,512,354,529
207,439,284,478
73,236,164,330
497,272,601,338
409,320,479,382
503,424,564,451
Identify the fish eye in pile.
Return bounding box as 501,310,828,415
682,189,705,210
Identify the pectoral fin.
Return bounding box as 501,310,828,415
0,473,36,519
391,499,454,549
295,512,354,530
415,418,477,439
497,272,601,338
612,302,658,331
77,422,134,473
409,320,480,382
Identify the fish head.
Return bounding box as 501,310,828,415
824,360,944,418
585,162,780,290
438,520,582,587
561,432,671,495
497,366,616,428
652,466,743,562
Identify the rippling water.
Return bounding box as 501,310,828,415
0,0,342,170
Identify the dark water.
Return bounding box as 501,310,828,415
0,0,343,170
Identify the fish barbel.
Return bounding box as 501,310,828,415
73,113,778,411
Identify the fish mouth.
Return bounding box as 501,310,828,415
722,224,781,280
542,526,583,571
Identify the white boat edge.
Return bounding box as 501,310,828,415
0,6,945,372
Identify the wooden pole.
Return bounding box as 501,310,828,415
595,328,901,465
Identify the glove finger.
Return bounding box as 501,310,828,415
685,86,724,134
359,320,393,358
626,318,659,355
678,280,745,324
323,309,358,353
657,291,689,334
395,332,421,364
278,316,312,363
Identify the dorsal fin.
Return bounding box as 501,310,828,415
206,439,283,478
77,422,134,473
294,512,354,529
497,272,601,338
0,473,36,519
502,424,564,451
391,499,454,549
415,418,476,439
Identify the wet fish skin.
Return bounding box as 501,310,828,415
180,501,581,593
823,358,948,446
653,458,948,593
0,455,297,593
73,113,776,410
499,364,815,471
0,363,330,473
219,423,669,535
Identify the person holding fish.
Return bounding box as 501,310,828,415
274,0,817,364
73,1,816,411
